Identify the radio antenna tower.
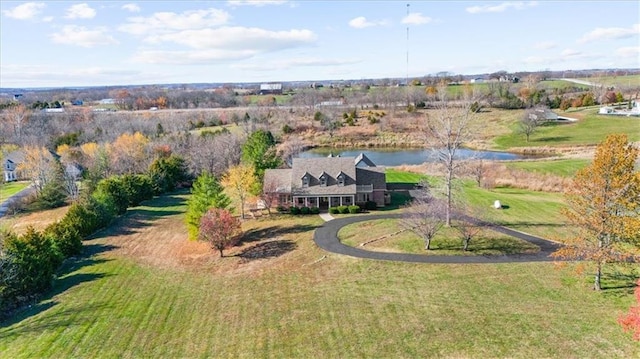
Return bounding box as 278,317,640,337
406,3,410,105
406,3,409,87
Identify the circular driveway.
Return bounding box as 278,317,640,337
313,214,562,264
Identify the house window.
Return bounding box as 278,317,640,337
302,176,309,187
337,175,345,186
320,177,327,186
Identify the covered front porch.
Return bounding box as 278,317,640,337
293,195,355,209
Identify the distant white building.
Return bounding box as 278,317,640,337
259,83,283,95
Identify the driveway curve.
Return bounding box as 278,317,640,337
313,214,562,264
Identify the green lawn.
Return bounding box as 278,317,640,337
494,111,640,149
385,168,428,183
0,181,29,201
506,159,591,177
339,218,539,255
1,194,638,358
576,74,640,87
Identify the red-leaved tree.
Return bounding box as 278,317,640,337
198,208,242,257
619,280,640,341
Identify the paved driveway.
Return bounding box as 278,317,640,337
313,214,562,264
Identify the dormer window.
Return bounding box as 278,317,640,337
319,172,328,187
301,172,310,187
337,172,345,186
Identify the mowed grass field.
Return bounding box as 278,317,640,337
0,181,29,201
1,191,639,358
493,110,640,149
506,158,591,177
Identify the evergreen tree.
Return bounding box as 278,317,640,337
185,172,232,240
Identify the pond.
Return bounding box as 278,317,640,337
299,147,533,166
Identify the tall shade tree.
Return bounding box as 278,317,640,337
198,208,242,257
222,163,257,219
185,172,231,241
108,132,150,174
552,134,640,290
423,85,479,226
241,129,282,184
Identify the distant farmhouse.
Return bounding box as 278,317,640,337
264,153,388,210
259,83,283,95
3,150,24,182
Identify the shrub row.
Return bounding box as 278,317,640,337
0,155,190,319
329,205,360,214
276,206,320,215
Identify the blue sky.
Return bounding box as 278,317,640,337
1,1,638,88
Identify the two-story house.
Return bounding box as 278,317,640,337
264,153,388,210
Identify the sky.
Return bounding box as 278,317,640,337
1,0,639,88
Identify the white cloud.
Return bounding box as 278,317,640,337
401,12,431,25
522,55,549,65
146,27,316,51
50,25,118,47
130,27,316,65
534,41,556,50
466,1,538,14
119,8,231,35
234,57,361,71
227,0,287,6
131,49,258,64
560,48,582,57
122,3,141,13
348,16,386,29
64,3,96,19
2,2,45,20
615,46,640,58
578,24,640,43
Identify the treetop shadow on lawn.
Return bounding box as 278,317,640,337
88,209,182,238
0,301,110,337
1,258,111,328
536,136,572,143
242,224,319,243
236,239,297,262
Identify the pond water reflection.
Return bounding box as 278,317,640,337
299,148,533,166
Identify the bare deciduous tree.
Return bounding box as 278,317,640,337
423,85,479,226
401,185,446,250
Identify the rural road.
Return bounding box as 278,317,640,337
313,214,562,264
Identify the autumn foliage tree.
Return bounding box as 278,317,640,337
222,163,258,219
198,208,242,257
552,134,640,290
619,280,640,341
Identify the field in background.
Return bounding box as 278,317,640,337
506,159,591,177
493,110,640,149
1,193,638,358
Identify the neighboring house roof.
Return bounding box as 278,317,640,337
5,150,25,165
264,168,292,193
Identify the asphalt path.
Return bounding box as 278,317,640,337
0,185,35,218
313,214,563,264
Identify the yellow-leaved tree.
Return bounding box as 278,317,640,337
222,163,257,219
553,134,640,290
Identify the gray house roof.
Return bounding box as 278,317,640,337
264,154,386,197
